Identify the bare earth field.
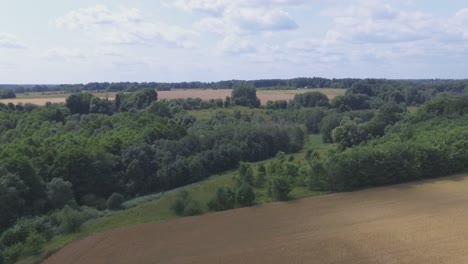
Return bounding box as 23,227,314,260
45,174,468,264
0,89,345,106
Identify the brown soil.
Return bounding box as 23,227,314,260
44,174,468,264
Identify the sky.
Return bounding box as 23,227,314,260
0,0,468,84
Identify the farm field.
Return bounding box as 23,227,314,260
0,88,345,106
44,173,468,264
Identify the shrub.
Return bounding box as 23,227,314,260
182,200,203,216
255,164,267,187
22,232,46,256
58,206,85,234
267,175,292,201
0,222,31,248
2,243,23,264
106,193,125,210
235,162,255,186
171,190,202,217
207,186,235,211
236,183,256,206
81,194,106,210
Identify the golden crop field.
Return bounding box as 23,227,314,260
0,88,345,106
44,174,468,264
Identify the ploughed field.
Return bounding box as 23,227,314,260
44,174,468,264
0,88,344,106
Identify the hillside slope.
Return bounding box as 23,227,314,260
44,174,468,264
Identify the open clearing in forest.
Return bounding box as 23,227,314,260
45,174,468,264
0,88,345,106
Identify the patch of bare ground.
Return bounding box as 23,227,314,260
44,174,468,264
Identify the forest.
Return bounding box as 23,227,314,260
1,79,468,263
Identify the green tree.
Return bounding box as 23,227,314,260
65,93,94,114
267,175,292,201
231,85,260,108
292,92,330,108
236,183,256,206
106,192,125,210
171,190,202,216
58,206,85,234
46,178,74,209
255,164,267,187
0,89,16,99
236,162,254,186
207,186,235,211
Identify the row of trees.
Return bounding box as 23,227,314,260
5,78,468,94
0,89,15,99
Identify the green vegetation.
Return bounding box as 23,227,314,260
3,77,468,263
231,85,261,108
0,89,16,99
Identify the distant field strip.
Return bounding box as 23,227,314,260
0,88,345,106
45,174,468,264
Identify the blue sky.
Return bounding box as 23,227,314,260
1,0,468,83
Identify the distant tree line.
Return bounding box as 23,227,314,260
4,78,468,94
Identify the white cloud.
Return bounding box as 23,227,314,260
218,35,257,54
279,2,468,66
182,0,299,55
56,5,195,48
174,0,305,14
42,47,87,62
0,33,27,49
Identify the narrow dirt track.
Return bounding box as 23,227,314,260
44,174,468,264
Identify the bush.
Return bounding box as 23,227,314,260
267,175,292,201
236,183,256,206
22,232,46,256
236,162,255,186
255,164,267,187
106,193,125,210
207,186,235,211
182,200,203,216
0,222,31,248
81,194,106,210
171,190,202,217
2,243,23,264
58,206,85,234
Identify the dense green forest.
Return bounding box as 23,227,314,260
2,79,468,263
